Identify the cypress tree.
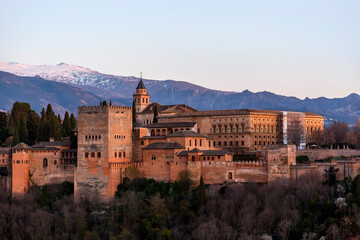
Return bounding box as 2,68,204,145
62,111,72,137
153,104,158,123
27,110,40,145
132,100,137,124
198,176,207,205
39,108,49,141
0,112,9,143
70,113,76,130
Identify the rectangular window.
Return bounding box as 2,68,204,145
218,142,221,146
124,152,126,158
97,152,101,158
85,152,89,158
195,139,197,146
91,152,95,158
114,152,117,158
200,139,202,146
151,154,156,160
189,140,191,146
141,141,144,146
119,152,122,158
241,141,244,146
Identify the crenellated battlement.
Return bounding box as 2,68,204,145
78,105,132,113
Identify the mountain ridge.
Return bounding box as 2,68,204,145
0,62,359,124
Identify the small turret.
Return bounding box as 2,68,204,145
133,73,150,114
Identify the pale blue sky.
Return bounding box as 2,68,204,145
0,0,359,99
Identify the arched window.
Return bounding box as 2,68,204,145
191,156,195,162
151,130,155,136
228,172,233,179
43,158,48,168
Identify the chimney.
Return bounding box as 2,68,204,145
49,137,54,142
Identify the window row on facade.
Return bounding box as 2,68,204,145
215,141,245,147
61,152,77,158
114,152,126,158
150,128,191,136
212,118,245,122
85,135,101,141
211,125,246,133
12,150,28,153
253,125,276,133
254,141,275,146
60,159,77,165
13,160,29,164
189,139,203,147
85,152,102,158
114,135,126,140
136,97,148,104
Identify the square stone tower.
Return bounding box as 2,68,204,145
75,104,133,202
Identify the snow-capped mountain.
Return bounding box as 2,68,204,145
0,62,359,124
0,62,133,90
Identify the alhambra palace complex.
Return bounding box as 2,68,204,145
1,79,360,201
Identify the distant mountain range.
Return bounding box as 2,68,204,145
0,62,359,124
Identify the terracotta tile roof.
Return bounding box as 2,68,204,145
304,112,325,118
32,141,71,148
136,79,146,89
145,122,196,128
140,136,167,140
158,109,280,118
61,149,77,153
167,130,207,138
144,142,186,149
31,147,60,151
0,147,11,154
202,150,230,156
177,149,229,156
140,102,197,114
12,142,30,149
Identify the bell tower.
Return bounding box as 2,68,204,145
133,73,150,113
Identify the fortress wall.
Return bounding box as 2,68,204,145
297,149,360,161
200,161,268,185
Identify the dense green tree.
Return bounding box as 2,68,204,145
18,117,28,143
12,127,19,146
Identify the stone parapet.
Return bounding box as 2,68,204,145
78,105,132,114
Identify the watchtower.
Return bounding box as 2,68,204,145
133,73,150,113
